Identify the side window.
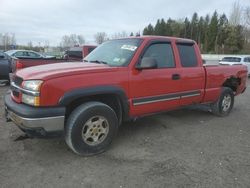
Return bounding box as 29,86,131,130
142,43,175,68
28,52,40,58
244,57,250,63
177,44,197,67
14,51,25,57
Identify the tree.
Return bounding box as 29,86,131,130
94,32,107,44
60,34,85,48
224,25,244,53
208,11,219,52
203,14,210,52
190,12,199,41
111,31,128,39
217,14,229,53
245,7,250,26
27,41,33,48
183,17,191,38
165,18,173,36
143,24,154,35
154,19,167,36
198,16,205,48
229,1,242,26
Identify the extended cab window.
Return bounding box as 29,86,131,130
177,43,197,67
142,43,175,68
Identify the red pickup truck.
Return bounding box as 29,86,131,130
11,45,97,72
5,36,248,155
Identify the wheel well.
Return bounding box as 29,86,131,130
222,77,241,92
65,94,123,125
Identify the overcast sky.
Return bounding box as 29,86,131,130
0,0,249,46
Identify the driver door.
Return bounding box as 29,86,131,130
129,41,182,116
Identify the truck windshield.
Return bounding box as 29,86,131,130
84,38,142,66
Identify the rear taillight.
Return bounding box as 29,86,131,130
16,60,23,70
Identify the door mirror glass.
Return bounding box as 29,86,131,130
136,57,157,70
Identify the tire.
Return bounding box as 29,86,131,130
211,87,234,117
65,101,118,156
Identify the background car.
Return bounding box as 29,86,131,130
5,50,55,59
63,45,97,60
219,56,250,76
0,51,11,83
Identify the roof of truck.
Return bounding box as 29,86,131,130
118,35,195,43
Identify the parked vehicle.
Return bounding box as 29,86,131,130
63,45,97,61
11,58,79,73
220,56,250,75
11,46,97,72
0,51,11,81
5,50,55,59
5,36,248,155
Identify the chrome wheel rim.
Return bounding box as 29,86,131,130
81,116,109,146
222,94,232,112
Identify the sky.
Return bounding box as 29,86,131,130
0,0,249,46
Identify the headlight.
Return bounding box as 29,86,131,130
21,80,43,106
22,94,40,106
23,80,43,91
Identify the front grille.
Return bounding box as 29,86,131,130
11,76,23,102
13,76,23,86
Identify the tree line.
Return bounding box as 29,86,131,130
143,10,250,54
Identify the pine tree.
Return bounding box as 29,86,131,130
191,12,199,41
208,11,218,52
143,24,154,35
184,18,191,38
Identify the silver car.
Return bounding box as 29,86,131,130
219,56,250,76
5,50,54,59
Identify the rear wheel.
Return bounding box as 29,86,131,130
65,102,118,156
211,87,234,117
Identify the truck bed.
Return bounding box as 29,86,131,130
11,57,80,72
203,64,248,103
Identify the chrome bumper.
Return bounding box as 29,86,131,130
5,107,65,132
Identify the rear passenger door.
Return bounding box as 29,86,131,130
176,42,206,106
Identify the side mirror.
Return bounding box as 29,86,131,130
136,57,157,70
0,55,5,59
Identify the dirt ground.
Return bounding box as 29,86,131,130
1,80,250,188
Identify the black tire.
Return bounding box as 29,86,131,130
211,87,234,117
65,101,118,156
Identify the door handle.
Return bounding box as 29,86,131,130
172,74,181,80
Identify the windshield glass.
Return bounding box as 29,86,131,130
221,57,241,62
84,38,142,66
5,50,15,56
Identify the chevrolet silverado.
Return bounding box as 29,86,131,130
4,36,248,155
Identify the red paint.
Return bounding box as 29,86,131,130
12,36,248,118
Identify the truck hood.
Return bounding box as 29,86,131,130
16,62,117,80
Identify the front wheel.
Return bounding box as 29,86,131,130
65,102,118,156
211,87,234,117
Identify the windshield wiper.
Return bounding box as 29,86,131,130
90,60,108,65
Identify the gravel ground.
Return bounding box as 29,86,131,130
0,80,250,188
